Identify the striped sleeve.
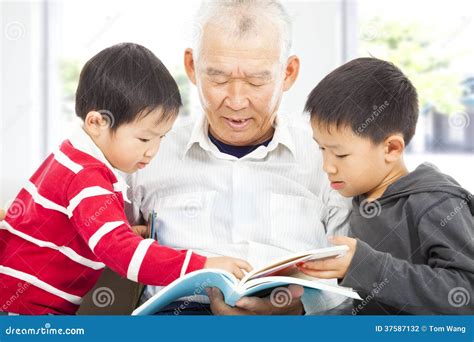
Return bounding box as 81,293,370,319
66,166,207,285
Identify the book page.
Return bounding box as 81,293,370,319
239,245,349,285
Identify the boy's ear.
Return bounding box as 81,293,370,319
383,134,405,162
282,55,300,91
84,111,109,137
184,48,197,85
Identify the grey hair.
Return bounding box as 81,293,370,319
192,0,293,64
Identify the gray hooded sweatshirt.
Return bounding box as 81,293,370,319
340,163,473,315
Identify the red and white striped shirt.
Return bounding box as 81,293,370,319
0,128,206,315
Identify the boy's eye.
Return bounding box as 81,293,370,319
318,146,325,151
138,138,150,143
336,154,349,158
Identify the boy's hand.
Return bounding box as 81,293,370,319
0,208,5,221
131,225,148,238
204,256,253,280
298,236,357,279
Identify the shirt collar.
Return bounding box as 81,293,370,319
68,126,130,203
183,114,297,160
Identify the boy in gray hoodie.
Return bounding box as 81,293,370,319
300,57,473,315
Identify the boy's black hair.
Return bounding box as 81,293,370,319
75,42,182,129
305,57,419,145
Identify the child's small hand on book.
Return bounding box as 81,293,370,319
131,225,148,238
0,208,5,221
297,236,357,279
204,257,253,280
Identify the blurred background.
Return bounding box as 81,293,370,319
1,0,473,206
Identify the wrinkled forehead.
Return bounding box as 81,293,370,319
197,20,283,72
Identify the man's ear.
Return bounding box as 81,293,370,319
84,111,109,138
184,48,197,85
384,134,405,163
282,55,300,91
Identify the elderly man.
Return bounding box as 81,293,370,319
126,0,351,315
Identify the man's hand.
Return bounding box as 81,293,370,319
206,285,304,315
204,257,253,280
298,236,357,279
0,208,5,221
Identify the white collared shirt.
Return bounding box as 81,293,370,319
125,113,352,313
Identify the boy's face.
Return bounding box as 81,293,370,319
98,108,175,174
311,121,390,198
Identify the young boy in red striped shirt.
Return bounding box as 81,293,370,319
0,43,251,315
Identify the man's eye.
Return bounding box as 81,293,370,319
249,82,264,87
212,78,228,85
138,138,150,143
319,146,325,151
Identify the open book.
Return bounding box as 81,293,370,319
132,245,361,315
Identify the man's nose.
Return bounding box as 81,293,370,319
224,81,249,111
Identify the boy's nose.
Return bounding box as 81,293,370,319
323,160,337,175
145,143,160,158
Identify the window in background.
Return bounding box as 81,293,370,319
357,0,474,191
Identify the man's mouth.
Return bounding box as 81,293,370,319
223,117,251,130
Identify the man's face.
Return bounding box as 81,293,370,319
311,121,389,198
193,23,288,146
